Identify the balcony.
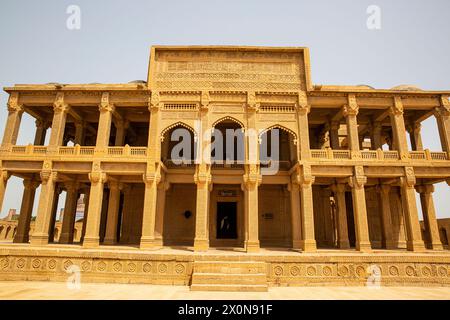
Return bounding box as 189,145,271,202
0,144,148,158
310,149,449,161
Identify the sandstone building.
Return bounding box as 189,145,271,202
0,46,449,291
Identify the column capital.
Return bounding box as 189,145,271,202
435,96,450,117
390,96,404,116
377,184,391,195
246,91,260,111
0,170,10,182
35,118,50,129
296,91,310,115
200,91,210,110
149,91,162,111
415,184,434,194
40,170,57,185
349,166,366,189
400,166,416,188
143,172,161,186
23,178,39,190
7,92,23,113
88,171,107,184
53,92,69,114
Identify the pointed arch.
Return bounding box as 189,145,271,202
259,124,298,142
212,116,245,129
160,122,197,141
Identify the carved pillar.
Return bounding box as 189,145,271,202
1,93,23,147
377,185,395,249
297,92,311,159
243,169,261,252
140,167,161,249
407,122,424,151
80,189,90,243
103,181,122,245
148,91,162,161
30,168,57,245
34,119,49,146
434,96,450,152
48,93,69,152
95,93,114,154
400,167,425,251
59,182,79,244
389,97,410,159
349,166,371,252
0,170,9,215
416,185,443,250
372,121,382,149
74,121,85,145
343,94,360,155
114,120,127,146
194,166,212,251
331,183,350,249
83,168,107,248
329,121,340,150
289,180,302,251
14,179,39,243
155,182,168,246
298,165,316,252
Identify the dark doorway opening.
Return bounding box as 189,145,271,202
216,202,237,239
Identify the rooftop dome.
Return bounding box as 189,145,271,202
356,84,375,89
390,84,423,91
128,80,147,84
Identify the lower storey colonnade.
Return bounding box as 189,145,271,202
1,165,446,253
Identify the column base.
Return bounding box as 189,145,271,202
30,234,49,246
102,238,117,245
355,241,372,253
58,233,73,244
194,239,209,252
406,240,426,252
13,234,28,244
140,237,160,249
292,239,302,252
430,242,444,251
82,237,100,248
384,241,397,250
300,239,316,252
338,240,351,249
245,240,260,253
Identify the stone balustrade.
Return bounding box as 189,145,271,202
310,149,449,161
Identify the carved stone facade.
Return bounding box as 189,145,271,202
0,46,449,290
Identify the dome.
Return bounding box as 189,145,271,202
128,80,147,84
390,84,423,91
356,84,375,89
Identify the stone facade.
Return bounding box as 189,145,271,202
0,46,449,290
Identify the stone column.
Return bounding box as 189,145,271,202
194,166,212,251
95,93,114,154
343,94,360,156
30,169,57,245
377,185,395,249
48,93,69,152
1,93,23,147
148,91,162,161
329,121,340,149
372,121,382,150
297,92,311,159
103,181,122,245
416,185,443,250
298,165,316,252
140,169,161,249
407,122,424,151
80,190,90,243
155,182,168,246
83,170,107,248
331,183,350,249
400,167,426,251
289,181,302,251
114,120,127,146
435,96,450,153
34,119,49,146
0,170,9,215
389,97,410,159
48,187,61,243
14,178,39,243
349,166,371,252
243,169,261,252
74,121,85,145
59,182,79,244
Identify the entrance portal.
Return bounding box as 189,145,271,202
216,202,237,239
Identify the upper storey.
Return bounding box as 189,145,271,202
147,46,312,92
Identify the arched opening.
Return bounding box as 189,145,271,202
211,118,245,167
161,123,196,167
260,126,298,172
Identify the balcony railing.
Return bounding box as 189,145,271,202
0,144,147,157
310,149,449,161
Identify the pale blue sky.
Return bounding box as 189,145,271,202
0,0,449,218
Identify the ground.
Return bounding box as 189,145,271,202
0,281,448,300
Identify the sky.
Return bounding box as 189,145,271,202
0,0,449,219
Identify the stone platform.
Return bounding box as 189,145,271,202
0,243,449,290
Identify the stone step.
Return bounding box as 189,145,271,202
192,272,267,285
190,284,268,292
193,261,266,274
